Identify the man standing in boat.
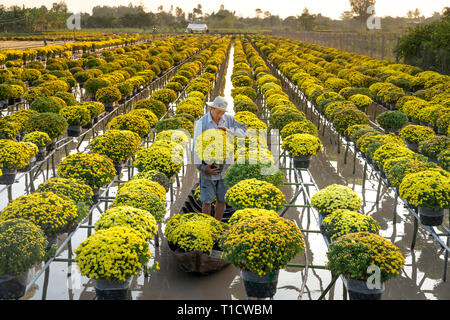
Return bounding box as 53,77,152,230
192,96,247,221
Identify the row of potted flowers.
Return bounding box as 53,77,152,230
248,36,449,168
73,157,171,299
0,31,146,42
0,33,155,66
240,36,407,300
69,37,234,299
133,38,233,180
69,42,233,296
0,98,161,297
0,36,229,299
0,35,220,184
0,90,180,300
0,34,215,111
248,35,449,137
176,38,305,299
250,35,450,228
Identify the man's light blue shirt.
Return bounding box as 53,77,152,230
192,111,247,180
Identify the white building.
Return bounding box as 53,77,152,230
186,24,208,33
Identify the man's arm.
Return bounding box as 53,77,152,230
192,119,206,171
225,114,248,138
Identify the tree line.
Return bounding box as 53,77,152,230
0,1,449,34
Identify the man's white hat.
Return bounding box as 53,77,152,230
206,96,228,112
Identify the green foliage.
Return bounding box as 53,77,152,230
395,17,450,75
0,219,47,276
84,78,110,96
25,112,68,139
60,105,91,126
327,232,405,283
134,98,166,119
223,162,284,189
58,152,116,189
108,114,150,137
95,86,122,103
0,192,78,237
322,209,380,240
376,111,409,131
418,136,450,159
22,131,51,148
30,96,65,113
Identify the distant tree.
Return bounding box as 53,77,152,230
443,7,450,18
298,7,316,31
220,4,225,11
194,4,203,17
349,0,376,24
284,16,298,28
175,7,185,20
407,8,421,19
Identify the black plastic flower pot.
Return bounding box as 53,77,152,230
346,278,384,300
113,162,124,175
91,188,100,204
348,290,382,300
0,268,35,300
104,102,115,112
94,279,131,300
36,147,46,161
0,100,8,109
384,128,400,135
241,270,279,299
406,142,419,153
0,168,16,185
293,155,312,169
46,139,57,152
95,289,130,300
372,162,380,172
67,125,82,137
82,121,93,129
418,207,444,227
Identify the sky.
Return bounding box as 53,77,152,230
2,0,449,20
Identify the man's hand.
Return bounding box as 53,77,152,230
217,126,229,132
205,165,220,175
